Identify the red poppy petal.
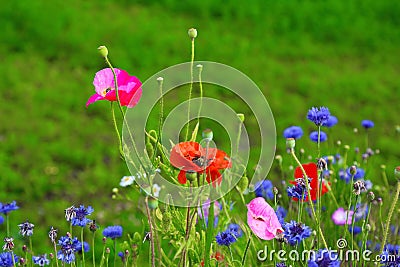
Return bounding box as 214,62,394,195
170,142,202,171
294,163,318,179
206,168,222,187
177,170,187,184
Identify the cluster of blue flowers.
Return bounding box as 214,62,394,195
283,220,312,246
215,223,243,246
254,180,275,200
286,178,311,200
308,249,341,266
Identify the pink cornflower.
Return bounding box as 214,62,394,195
86,68,142,107
247,197,283,240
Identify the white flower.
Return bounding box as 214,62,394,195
152,184,161,197
120,176,135,187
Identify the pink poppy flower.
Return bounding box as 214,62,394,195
331,207,354,225
247,197,283,240
86,68,142,108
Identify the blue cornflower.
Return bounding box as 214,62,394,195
275,206,287,225
322,115,338,127
346,167,365,180
309,131,327,142
254,180,274,200
283,126,303,139
0,216,3,225
322,155,336,166
348,226,362,235
380,248,400,266
18,221,35,237
32,254,50,266
0,201,19,215
283,221,312,246
308,249,340,266
287,178,310,200
0,252,19,267
74,241,90,253
307,107,330,126
353,203,368,222
71,205,93,227
390,225,399,236
103,225,123,239
227,224,243,238
215,230,237,246
118,251,126,263
361,120,374,129
57,235,78,264
276,263,287,267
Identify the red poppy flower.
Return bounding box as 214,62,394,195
289,162,329,201
200,251,225,266
169,141,231,186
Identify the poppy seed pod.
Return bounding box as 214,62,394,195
286,138,296,149
97,45,108,58
188,28,197,39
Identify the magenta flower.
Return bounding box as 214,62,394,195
86,68,142,108
247,197,283,240
331,207,354,225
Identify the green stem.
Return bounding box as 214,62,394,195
361,202,372,267
317,126,321,158
351,195,359,253
380,181,400,255
110,102,124,158
81,227,86,267
53,242,59,267
204,199,215,267
113,239,117,267
290,149,328,249
92,232,96,267
6,214,9,236
241,233,252,266
196,65,203,127
185,37,195,141
343,174,355,240
144,196,155,267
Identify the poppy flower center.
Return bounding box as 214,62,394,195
192,156,211,168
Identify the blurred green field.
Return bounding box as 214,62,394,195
1,0,399,262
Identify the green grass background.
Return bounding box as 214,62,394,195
0,0,399,261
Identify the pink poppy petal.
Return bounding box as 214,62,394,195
93,68,126,96
127,87,142,108
247,197,283,240
86,93,105,107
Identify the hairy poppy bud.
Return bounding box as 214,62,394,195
188,28,197,39
286,138,295,149
97,45,108,58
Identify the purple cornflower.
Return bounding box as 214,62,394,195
287,178,310,200
309,131,327,142
283,221,312,246
18,221,34,237
283,126,303,139
71,205,93,227
322,115,338,127
275,206,287,225
103,226,123,239
57,235,78,264
215,230,237,246
308,249,341,266
348,226,362,235
48,227,58,243
118,251,126,263
64,206,76,222
197,199,221,228
74,241,90,253
307,107,330,126
0,252,19,267
361,120,374,129
2,237,14,251
0,216,3,225
276,263,287,267
226,224,243,238
32,254,50,266
338,167,365,183
380,247,400,266
0,201,19,215
254,180,274,200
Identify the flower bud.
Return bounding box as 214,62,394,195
106,248,111,254
148,197,159,209
125,250,130,256
49,253,54,259
377,197,383,206
317,158,328,171
196,64,203,72
344,145,350,150
202,129,213,141
381,164,386,170
22,245,27,252
185,171,197,182
395,166,400,181
395,125,400,133
336,140,342,146
273,187,279,195
20,258,25,265
275,155,282,164
102,237,107,244
156,76,164,83
112,188,119,194
188,28,197,39
286,138,295,149
300,148,305,155
237,176,249,193
97,45,108,58
349,166,357,176
237,113,245,122
368,191,375,201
